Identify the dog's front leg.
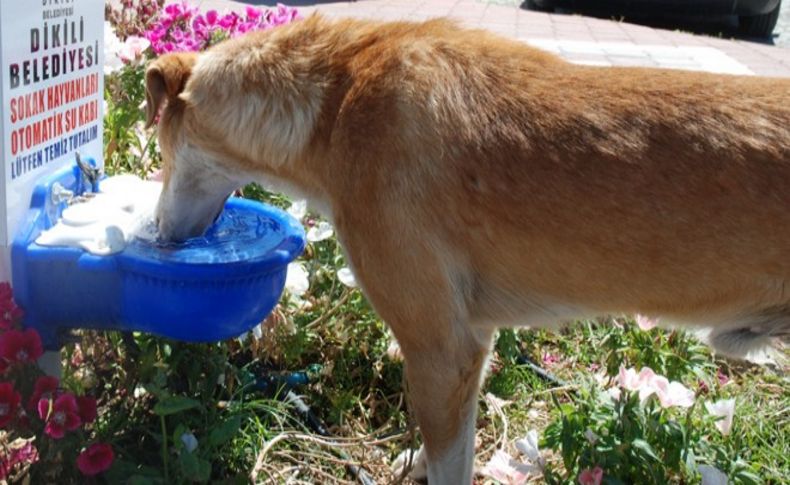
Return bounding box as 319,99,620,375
335,205,494,483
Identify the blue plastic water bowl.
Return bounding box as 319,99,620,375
11,160,305,349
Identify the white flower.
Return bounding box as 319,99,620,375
306,221,334,242
484,393,511,417
103,22,124,75
252,324,263,340
481,450,539,485
705,399,736,436
698,464,729,485
287,199,307,220
385,336,403,362
391,448,427,480
284,263,309,296
636,314,659,331
133,385,147,398
337,267,358,288
180,432,198,453
514,430,544,469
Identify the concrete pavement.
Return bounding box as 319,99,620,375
181,0,790,77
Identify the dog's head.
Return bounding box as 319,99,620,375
145,52,249,242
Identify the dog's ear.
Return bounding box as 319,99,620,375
145,52,198,128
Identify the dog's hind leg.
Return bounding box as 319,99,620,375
398,321,493,485
336,221,492,484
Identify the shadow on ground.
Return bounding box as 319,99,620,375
520,2,778,45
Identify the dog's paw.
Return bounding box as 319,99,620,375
392,447,428,482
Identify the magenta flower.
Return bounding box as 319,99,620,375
579,466,604,485
0,282,24,330
218,12,240,30
0,328,43,365
0,283,12,301
27,375,59,411
142,2,300,54
246,6,263,21
77,396,98,424
542,352,560,366
0,382,21,428
38,394,82,439
76,443,114,476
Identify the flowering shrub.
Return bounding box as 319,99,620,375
537,366,762,484
103,1,301,179
144,2,299,54
0,283,111,481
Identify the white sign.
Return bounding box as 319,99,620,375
0,0,104,262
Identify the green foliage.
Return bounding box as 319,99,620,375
104,63,160,178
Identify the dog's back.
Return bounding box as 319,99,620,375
304,17,790,354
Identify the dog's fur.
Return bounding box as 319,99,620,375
145,14,790,484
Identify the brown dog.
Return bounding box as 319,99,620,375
145,14,790,484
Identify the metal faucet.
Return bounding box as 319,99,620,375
75,152,102,192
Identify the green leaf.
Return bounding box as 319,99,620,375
632,439,660,462
208,416,242,447
196,459,212,482
180,450,200,479
172,423,188,451
733,469,763,485
180,451,212,483
153,396,201,416
129,477,158,485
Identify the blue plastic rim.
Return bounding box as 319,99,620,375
11,160,306,349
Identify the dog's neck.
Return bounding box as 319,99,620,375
187,15,403,212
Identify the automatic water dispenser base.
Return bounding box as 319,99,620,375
11,160,305,349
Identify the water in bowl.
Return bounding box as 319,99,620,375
126,206,285,264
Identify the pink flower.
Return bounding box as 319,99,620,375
542,352,560,366
38,394,81,439
76,443,114,476
0,441,38,479
77,396,98,424
615,367,695,408
636,314,658,331
0,382,21,428
579,466,604,485
27,376,59,411
0,329,43,365
717,369,731,387
617,366,656,400
650,376,695,409
118,36,151,63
